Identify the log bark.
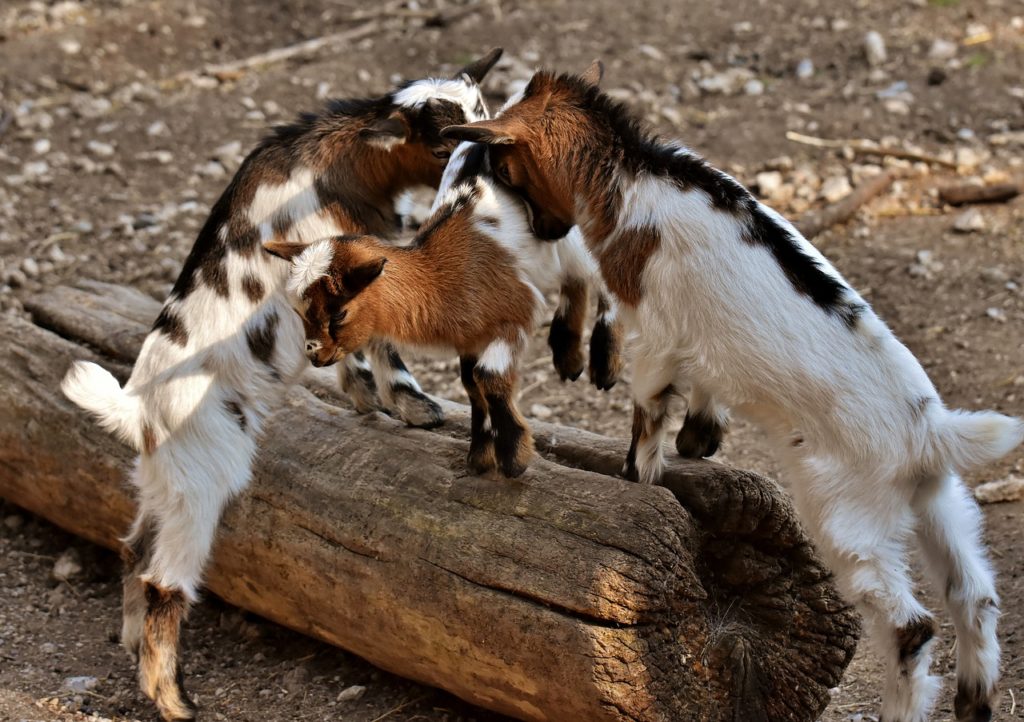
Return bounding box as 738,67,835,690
1,282,859,722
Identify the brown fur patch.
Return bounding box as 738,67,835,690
548,277,588,382
896,616,935,662
141,583,196,721
142,424,157,456
597,225,661,306
241,274,265,303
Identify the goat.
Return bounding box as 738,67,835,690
443,63,1024,722
59,50,501,722
268,141,589,478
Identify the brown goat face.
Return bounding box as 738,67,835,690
441,62,606,241
264,239,386,368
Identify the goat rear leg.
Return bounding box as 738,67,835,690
368,341,444,429
915,473,1000,722
588,293,623,391
338,351,380,413
475,337,533,478
548,277,587,382
139,582,196,721
675,386,728,459
623,357,675,484
460,355,496,474
120,513,155,661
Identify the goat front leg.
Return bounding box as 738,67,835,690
474,335,533,478
460,355,496,474
337,351,380,413
367,340,444,429
675,385,729,459
623,356,675,484
548,277,587,382
589,292,624,391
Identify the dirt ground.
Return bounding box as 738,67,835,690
2,0,1023,720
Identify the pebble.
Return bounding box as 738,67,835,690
40,641,57,654
86,140,115,158
139,150,174,165
952,208,985,233
927,68,947,86
263,100,282,117
864,31,887,66
755,171,784,197
743,78,765,96
5,269,27,288
22,161,50,178
59,38,82,55
985,307,1007,322
336,685,366,703
52,549,82,582
955,147,981,168
316,81,331,100
62,676,98,694
820,175,852,203
698,67,755,95
929,38,957,60
530,403,553,420
883,99,911,115
3,513,24,530
196,160,227,178
22,257,40,277
33,138,51,155
795,58,814,80
660,106,683,126
980,267,1009,284
147,120,169,137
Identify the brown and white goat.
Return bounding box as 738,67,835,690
443,63,1024,722
267,144,564,477
59,50,501,722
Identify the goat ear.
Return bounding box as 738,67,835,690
441,120,515,145
579,59,604,88
263,241,311,261
452,47,503,83
359,113,409,150
343,257,387,295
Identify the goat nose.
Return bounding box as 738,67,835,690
305,340,320,353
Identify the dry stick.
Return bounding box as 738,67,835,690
786,131,959,170
796,170,897,238
938,183,1020,206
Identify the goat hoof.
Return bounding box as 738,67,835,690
675,413,724,458
587,324,622,391
954,683,994,722
391,387,445,429
500,458,529,478
467,446,497,475
622,461,639,482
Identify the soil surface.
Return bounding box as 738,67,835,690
2,1,1023,720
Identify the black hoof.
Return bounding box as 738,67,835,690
675,412,724,459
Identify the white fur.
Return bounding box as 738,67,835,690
565,154,1022,722
286,239,335,297
394,77,485,118
247,166,344,245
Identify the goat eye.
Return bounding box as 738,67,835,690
432,149,451,160
329,310,348,327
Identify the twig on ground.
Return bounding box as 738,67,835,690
786,131,959,169
369,694,430,722
796,170,897,238
938,183,1021,206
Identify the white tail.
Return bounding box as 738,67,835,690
61,360,143,450
932,408,1024,473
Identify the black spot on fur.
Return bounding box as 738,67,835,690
384,344,410,374
224,400,247,432
675,410,725,459
452,143,488,187
896,616,935,663
152,307,188,346
955,681,993,722
548,314,584,382
200,254,229,297
241,274,265,303
246,311,279,377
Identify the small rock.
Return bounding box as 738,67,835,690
147,120,169,137
22,161,50,178
952,208,985,233
263,100,281,117
929,38,957,61
530,403,553,420
985,307,1006,322
196,161,227,178
927,68,947,86
316,81,331,100
336,685,366,703
86,140,115,158
5,269,27,288
755,171,784,197
33,138,51,155
974,476,1024,504
62,676,98,694
212,140,243,166
133,213,159,230
698,67,755,95
660,106,683,126
980,267,1009,283
864,31,887,66
883,99,910,115
21,257,40,278
743,78,765,96
820,175,852,203
637,44,665,61
59,38,82,55
52,549,82,582
955,147,980,168
40,641,58,654
956,128,975,141
48,245,68,264
3,513,24,530
795,58,814,80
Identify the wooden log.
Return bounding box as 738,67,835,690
2,283,859,722
938,182,1021,206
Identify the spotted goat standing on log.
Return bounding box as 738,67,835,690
443,62,1024,722
268,139,616,478
59,50,502,722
